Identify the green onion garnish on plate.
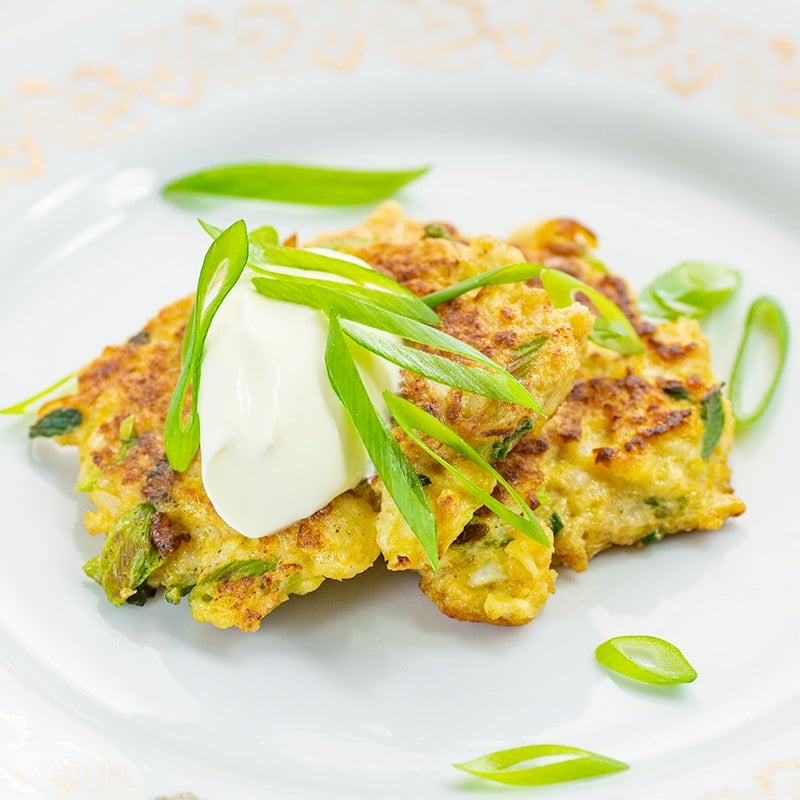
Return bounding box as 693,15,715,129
453,743,629,786
595,635,698,685
163,163,429,205
165,219,658,566
728,296,789,425
422,261,644,356
0,372,76,415
164,219,249,472
639,261,740,321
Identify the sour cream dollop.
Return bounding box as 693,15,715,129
197,250,400,538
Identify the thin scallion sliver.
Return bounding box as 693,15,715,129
453,743,628,786
163,163,429,205
728,296,789,425
595,635,697,685
0,372,76,415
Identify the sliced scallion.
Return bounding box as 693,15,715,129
0,372,76,415
325,316,438,568
252,273,542,412
595,635,697,685
453,743,628,786
342,321,540,412
423,262,643,355
729,296,789,425
163,163,429,205
164,219,249,472
423,262,544,308
386,393,550,548
539,268,644,355
253,241,419,298
639,261,740,321
251,270,439,325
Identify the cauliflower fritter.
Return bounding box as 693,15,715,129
509,218,745,571
34,207,745,632
316,205,592,608
41,296,381,631
418,438,555,626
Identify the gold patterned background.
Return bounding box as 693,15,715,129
1,0,800,191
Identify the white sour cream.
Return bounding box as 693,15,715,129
197,250,400,538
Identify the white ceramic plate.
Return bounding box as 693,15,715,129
1,2,799,799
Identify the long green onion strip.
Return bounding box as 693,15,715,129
164,220,249,472
255,242,422,298
453,743,629,786
249,257,547,561
539,269,644,355
325,317,439,567
341,322,540,411
422,262,644,356
163,163,429,205
638,261,741,321
386,394,549,548
423,262,545,308
250,270,440,325
201,218,422,300
729,296,790,425
595,635,697,685
168,227,603,564
0,372,76,415
251,275,541,412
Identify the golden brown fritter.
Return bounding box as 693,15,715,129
417,438,555,626
509,218,745,571
414,217,744,623
315,204,593,590
41,296,381,631
39,205,592,630
35,207,745,632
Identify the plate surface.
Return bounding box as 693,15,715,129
1,2,799,799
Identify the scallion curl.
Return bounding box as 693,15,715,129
728,296,789,425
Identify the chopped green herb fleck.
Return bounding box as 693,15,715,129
423,223,451,239
549,512,564,536
164,587,183,605
196,559,277,586
119,414,136,442
489,417,534,462
662,382,690,401
507,336,548,380
482,537,512,549
189,559,277,604
641,530,665,545
700,387,724,459
29,408,82,439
